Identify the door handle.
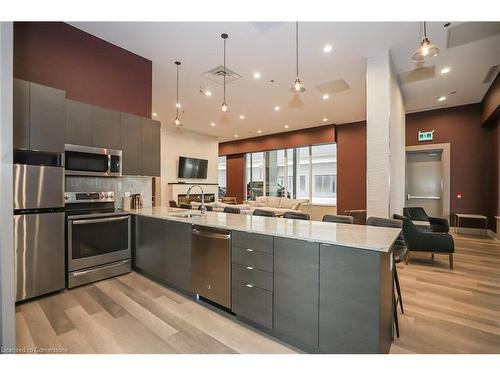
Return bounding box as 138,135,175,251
246,266,254,270
407,194,441,200
72,259,130,277
245,284,254,288
245,248,254,252
72,215,130,225
192,228,231,240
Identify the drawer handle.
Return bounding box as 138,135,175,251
245,284,254,288
246,266,254,270
245,248,254,252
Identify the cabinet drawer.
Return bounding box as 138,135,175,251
233,264,273,291
233,247,273,272
232,281,273,329
232,231,273,253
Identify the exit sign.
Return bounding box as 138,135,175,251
418,130,434,142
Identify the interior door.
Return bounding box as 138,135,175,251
405,150,443,217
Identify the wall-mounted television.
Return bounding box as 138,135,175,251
178,156,208,179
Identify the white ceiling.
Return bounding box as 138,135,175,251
70,22,500,141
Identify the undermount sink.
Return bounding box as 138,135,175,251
172,212,203,219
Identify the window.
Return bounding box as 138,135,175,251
218,156,226,198
246,152,264,200
311,144,337,205
243,143,336,205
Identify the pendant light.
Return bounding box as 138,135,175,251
173,61,182,127
412,21,440,62
292,21,305,93
221,33,229,112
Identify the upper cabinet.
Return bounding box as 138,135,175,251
65,99,93,147
91,107,121,150
29,82,66,153
141,118,161,177
13,79,160,176
13,79,65,153
120,113,143,176
13,79,30,150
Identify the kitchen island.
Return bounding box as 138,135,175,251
132,207,401,354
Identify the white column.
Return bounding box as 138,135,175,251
366,50,406,218
0,21,16,350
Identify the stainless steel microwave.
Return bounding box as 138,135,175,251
65,144,122,177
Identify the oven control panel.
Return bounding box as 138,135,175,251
65,191,115,204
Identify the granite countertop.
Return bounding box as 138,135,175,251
131,207,401,253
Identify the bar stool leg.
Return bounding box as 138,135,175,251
394,266,404,314
393,292,400,338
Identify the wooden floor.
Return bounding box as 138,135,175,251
15,233,500,354
391,233,500,353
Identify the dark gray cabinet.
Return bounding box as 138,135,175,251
319,244,392,353
141,118,161,176
134,216,191,292
92,107,121,149
29,82,66,153
13,79,30,150
274,237,319,348
65,99,93,147
120,113,143,175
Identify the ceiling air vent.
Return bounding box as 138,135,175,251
446,22,500,48
398,65,436,85
482,64,500,84
315,79,350,94
203,65,242,85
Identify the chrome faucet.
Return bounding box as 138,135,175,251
186,184,206,214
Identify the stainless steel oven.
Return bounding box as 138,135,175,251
66,191,131,288
65,144,122,177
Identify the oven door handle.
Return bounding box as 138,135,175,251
71,259,130,277
72,216,130,225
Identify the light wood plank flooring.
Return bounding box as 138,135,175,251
391,233,500,353
15,233,500,354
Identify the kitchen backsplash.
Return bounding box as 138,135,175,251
65,176,153,208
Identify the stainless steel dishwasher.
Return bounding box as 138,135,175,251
191,225,231,309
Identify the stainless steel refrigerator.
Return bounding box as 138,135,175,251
13,150,65,302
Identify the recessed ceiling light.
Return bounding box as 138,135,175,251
323,117,328,122
234,134,239,138
152,112,158,117
437,96,446,102
205,90,212,96
253,72,261,79
257,130,262,134
322,94,329,100
284,125,289,129
274,106,280,111
176,103,181,108
441,67,451,74
239,115,245,120
323,44,333,53
210,122,216,127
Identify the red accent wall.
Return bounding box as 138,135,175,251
219,125,335,156
335,121,367,215
406,104,496,228
226,154,246,204
14,22,152,118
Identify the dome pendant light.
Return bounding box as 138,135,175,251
173,61,182,127
412,21,440,62
221,33,229,112
291,21,305,93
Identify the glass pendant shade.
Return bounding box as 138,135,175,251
173,61,182,127
221,102,228,112
294,78,302,92
173,117,181,127
412,37,440,61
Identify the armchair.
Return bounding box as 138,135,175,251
394,214,454,269
403,207,449,233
